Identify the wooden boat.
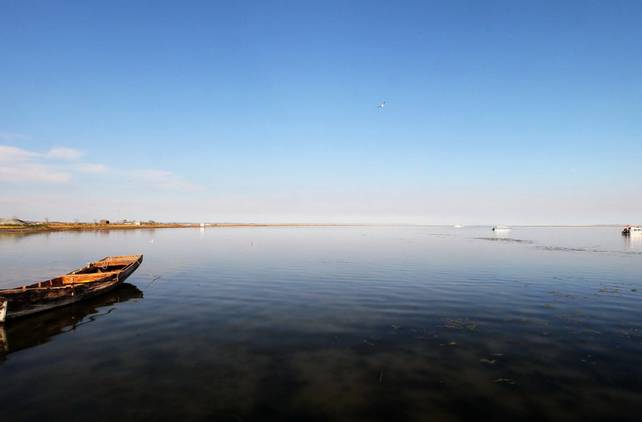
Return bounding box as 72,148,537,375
0,255,142,323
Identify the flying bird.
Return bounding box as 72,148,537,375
377,101,386,109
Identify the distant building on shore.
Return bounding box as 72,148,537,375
99,219,110,225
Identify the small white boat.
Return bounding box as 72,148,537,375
492,225,511,232
622,225,642,236
453,224,464,228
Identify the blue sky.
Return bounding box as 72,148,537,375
1,1,641,224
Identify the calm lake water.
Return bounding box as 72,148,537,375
1,226,641,421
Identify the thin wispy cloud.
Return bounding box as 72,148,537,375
0,144,199,192
46,147,83,160
0,145,72,183
0,145,39,162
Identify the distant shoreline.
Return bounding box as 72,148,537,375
0,222,630,234
0,222,359,233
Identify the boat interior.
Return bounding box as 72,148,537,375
72,256,140,275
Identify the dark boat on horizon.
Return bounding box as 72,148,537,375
0,255,143,323
621,225,641,236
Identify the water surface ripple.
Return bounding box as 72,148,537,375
1,226,641,421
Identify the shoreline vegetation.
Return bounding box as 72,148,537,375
0,221,355,233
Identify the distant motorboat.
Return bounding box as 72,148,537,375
492,225,511,232
453,224,464,228
622,225,641,236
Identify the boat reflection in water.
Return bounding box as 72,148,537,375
0,283,142,357
623,233,642,250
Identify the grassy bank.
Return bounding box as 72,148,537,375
0,222,202,233
0,222,352,233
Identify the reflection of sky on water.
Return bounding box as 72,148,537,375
1,227,641,421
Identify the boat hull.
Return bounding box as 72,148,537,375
0,255,142,323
